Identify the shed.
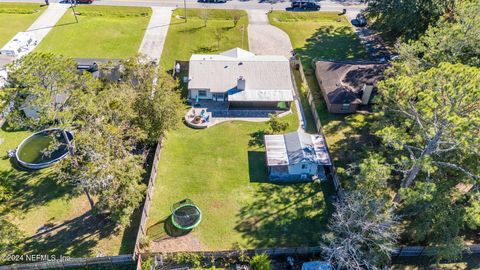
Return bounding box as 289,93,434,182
265,131,330,181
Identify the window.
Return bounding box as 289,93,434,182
341,103,350,112
301,164,307,170
198,90,207,97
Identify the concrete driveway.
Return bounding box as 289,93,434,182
138,7,173,61
247,9,292,58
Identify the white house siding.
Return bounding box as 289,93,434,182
288,162,318,176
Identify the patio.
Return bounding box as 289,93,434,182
184,100,292,129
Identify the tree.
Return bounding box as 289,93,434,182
322,191,398,270
394,0,480,70
5,52,78,129
267,114,289,134
364,0,455,41
232,10,242,27
401,182,468,261
131,75,184,145
250,253,272,270
213,28,225,49
200,7,209,27
376,63,480,202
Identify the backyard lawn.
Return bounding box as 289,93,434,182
0,3,46,47
160,8,249,70
35,5,151,58
0,127,136,257
147,105,334,251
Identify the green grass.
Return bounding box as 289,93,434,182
160,8,249,70
0,126,136,257
269,11,369,71
0,3,46,47
147,106,334,250
35,5,151,58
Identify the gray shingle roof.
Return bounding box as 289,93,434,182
188,48,294,102
315,61,387,105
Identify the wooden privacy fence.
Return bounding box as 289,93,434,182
290,58,343,198
0,255,133,270
133,137,164,260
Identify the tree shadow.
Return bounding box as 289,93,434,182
248,130,266,148
235,181,334,248
247,151,268,183
192,46,216,54
21,211,116,257
178,25,205,34
296,25,369,70
0,167,73,216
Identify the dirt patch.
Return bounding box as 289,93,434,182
149,233,204,252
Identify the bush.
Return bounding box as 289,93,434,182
250,253,272,270
139,235,151,249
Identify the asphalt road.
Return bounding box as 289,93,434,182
0,0,366,12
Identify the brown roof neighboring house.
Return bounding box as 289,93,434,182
315,61,387,114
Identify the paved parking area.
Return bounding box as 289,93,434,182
247,9,293,58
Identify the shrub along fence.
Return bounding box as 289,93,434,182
133,137,163,262
133,137,163,269
290,58,343,198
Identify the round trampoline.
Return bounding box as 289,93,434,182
171,199,202,230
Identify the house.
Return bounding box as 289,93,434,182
314,61,387,114
264,131,331,181
187,48,294,110
75,58,122,81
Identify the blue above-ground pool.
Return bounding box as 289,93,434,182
15,128,74,170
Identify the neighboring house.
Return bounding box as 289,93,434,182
314,61,387,114
75,58,122,81
0,32,37,57
187,48,294,110
264,131,331,181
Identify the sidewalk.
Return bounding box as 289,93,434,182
138,6,173,62
26,3,69,44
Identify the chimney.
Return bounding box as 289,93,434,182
361,84,374,105
237,76,246,91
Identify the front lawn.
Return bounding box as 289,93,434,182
0,3,46,47
35,6,151,58
147,107,334,251
160,8,249,70
269,11,368,70
0,127,136,258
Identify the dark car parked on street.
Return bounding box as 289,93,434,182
352,13,367,27
288,0,320,11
